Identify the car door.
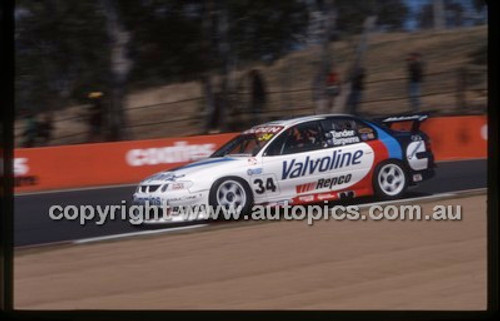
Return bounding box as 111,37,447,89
316,117,376,194
259,121,330,203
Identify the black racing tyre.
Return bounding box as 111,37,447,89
373,160,409,199
208,176,254,219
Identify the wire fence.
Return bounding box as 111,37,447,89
15,66,487,147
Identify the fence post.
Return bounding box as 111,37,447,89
456,67,467,113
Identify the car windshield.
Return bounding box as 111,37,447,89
211,125,283,157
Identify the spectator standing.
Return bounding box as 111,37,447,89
37,112,54,146
346,66,365,115
249,69,267,125
21,110,38,148
87,91,105,142
407,52,424,112
326,66,341,112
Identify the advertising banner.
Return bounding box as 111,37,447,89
14,116,487,193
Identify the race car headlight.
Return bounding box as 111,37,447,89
161,181,193,192
170,181,193,190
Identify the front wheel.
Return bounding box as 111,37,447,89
373,161,408,199
209,176,253,219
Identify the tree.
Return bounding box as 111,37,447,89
334,0,407,34
102,0,132,141
16,0,109,114
418,0,474,30
417,3,434,29
313,0,336,113
445,0,464,27
16,0,310,135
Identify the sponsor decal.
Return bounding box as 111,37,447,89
14,158,29,175
167,194,200,202
282,149,364,179
383,115,428,122
407,141,428,171
247,157,258,165
317,193,337,201
276,199,292,206
134,196,162,206
296,182,316,194
243,126,283,135
316,174,352,189
296,174,353,194
258,133,275,141
330,129,360,146
13,158,39,187
247,168,263,176
126,142,215,167
481,124,487,141
298,195,315,202
411,134,423,141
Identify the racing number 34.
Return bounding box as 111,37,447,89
253,177,277,194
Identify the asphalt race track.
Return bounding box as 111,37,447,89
14,159,487,247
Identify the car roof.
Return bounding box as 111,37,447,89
253,113,354,129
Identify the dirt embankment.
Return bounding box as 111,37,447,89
15,26,487,146
15,194,487,310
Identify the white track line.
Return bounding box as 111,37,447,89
357,188,486,209
72,224,208,245
357,193,456,209
17,187,486,249
70,188,485,246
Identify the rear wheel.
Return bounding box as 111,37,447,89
373,161,408,199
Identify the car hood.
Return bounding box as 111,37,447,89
140,157,250,185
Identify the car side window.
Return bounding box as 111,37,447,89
264,121,325,156
355,120,377,142
321,117,376,146
264,131,288,156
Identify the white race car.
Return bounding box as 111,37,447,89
133,114,435,223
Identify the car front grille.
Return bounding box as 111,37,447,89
148,184,161,192
140,185,161,193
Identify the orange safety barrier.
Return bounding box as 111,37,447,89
391,115,487,161
14,133,237,193
14,115,487,193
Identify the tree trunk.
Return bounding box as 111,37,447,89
314,0,335,114
340,15,377,113
201,0,216,133
102,0,132,141
433,0,445,30
216,3,230,130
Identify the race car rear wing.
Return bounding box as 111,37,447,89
375,114,429,132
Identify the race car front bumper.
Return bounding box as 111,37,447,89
132,188,210,224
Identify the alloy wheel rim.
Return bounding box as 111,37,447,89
378,164,405,196
216,180,246,209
